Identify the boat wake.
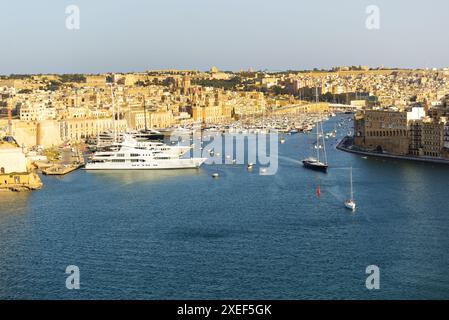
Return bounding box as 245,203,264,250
278,155,302,165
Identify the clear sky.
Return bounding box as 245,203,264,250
1,0,448,74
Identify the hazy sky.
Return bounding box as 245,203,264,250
1,0,448,74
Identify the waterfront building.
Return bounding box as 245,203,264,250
128,109,174,130
445,122,449,149
60,118,128,142
354,106,427,155
354,103,449,159
0,138,42,191
421,117,447,158
272,102,329,115
0,140,28,173
188,105,226,124
409,120,423,156
9,120,39,148
37,120,62,147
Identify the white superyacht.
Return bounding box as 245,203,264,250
85,133,207,170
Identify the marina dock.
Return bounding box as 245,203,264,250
42,163,84,176
40,147,85,176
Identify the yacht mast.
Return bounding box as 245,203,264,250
315,87,320,161
124,87,130,132
110,84,117,143
117,87,121,136
261,98,264,131
350,167,354,201
95,89,100,146
143,95,148,132
315,87,328,165
321,121,328,165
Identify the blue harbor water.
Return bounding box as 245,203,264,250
1,115,449,299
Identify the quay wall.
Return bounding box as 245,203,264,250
337,136,449,165
0,172,43,191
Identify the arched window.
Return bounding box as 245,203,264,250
0,167,5,174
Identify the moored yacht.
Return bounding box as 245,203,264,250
92,129,164,147
85,133,206,170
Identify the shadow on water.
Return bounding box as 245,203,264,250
0,192,32,218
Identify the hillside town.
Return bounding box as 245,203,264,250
1,66,449,147
1,66,449,190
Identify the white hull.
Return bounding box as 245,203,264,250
345,200,356,211
85,158,207,170
345,167,356,211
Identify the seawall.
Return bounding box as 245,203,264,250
337,136,449,165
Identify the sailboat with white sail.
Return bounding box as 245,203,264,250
344,167,356,211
